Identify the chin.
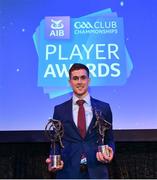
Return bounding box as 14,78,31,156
76,92,86,97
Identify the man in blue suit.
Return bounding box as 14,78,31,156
46,63,115,179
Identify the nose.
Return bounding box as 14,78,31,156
78,77,82,83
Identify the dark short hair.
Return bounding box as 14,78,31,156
69,63,89,78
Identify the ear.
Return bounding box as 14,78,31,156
88,78,91,85
68,79,72,86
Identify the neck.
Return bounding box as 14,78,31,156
75,92,88,99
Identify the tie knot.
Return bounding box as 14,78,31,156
76,100,85,106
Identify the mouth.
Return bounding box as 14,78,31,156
77,86,84,90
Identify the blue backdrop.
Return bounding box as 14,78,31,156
0,0,157,130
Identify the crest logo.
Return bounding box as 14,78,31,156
51,19,64,29
45,16,70,39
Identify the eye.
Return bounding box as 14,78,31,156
72,76,79,81
80,75,87,80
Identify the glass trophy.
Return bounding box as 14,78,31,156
93,108,111,157
45,118,64,168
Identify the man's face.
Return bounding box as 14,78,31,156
69,69,90,98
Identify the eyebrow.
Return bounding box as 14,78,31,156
72,75,88,80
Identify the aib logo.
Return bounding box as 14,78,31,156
45,16,70,39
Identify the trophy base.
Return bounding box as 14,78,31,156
50,155,61,168
98,145,110,157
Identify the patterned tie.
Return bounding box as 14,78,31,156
77,100,86,138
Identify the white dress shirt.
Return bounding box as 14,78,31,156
72,93,93,130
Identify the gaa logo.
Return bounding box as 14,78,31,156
45,16,70,39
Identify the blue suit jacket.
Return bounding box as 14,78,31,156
51,97,115,179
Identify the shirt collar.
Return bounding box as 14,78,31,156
72,93,91,106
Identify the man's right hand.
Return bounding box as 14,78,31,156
46,156,64,172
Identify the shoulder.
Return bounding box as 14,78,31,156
54,99,72,110
91,97,112,114
53,99,72,119
91,97,110,107
91,97,113,123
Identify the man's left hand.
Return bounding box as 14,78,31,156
96,145,114,163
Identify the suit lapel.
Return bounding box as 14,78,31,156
85,97,97,138
66,99,82,138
